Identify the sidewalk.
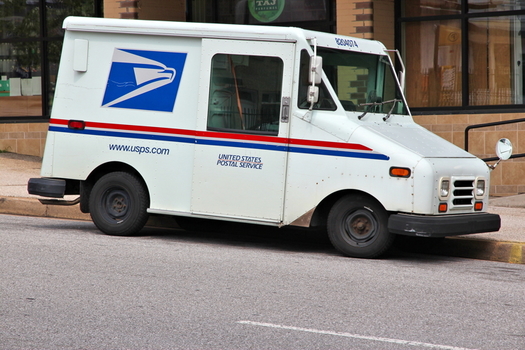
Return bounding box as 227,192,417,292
1,152,524,263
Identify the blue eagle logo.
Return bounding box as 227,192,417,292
102,49,187,112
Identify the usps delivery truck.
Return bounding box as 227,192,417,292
28,17,508,258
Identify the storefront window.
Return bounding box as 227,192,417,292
404,20,462,107
0,0,100,119
469,16,524,105
399,0,525,111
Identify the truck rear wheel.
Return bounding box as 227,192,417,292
89,172,149,236
327,194,394,258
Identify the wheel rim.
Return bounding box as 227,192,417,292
102,188,130,223
341,209,377,246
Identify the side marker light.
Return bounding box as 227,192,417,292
68,120,85,130
390,167,411,178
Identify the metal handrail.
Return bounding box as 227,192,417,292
464,118,525,161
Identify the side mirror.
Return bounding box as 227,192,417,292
307,85,319,104
309,56,322,85
489,138,513,170
307,55,322,109
496,138,513,161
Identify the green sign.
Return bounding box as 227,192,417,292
249,0,285,23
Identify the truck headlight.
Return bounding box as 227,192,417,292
439,177,450,200
475,178,486,199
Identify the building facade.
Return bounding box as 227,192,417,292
0,0,523,195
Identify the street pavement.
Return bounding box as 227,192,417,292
1,151,524,264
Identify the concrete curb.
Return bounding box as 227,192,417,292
0,197,90,221
1,196,523,264
429,237,525,264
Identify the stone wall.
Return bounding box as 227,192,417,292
337,1,374,39
103,0,138,19
137,0,186,21
0,122,48,157
103,0,185,20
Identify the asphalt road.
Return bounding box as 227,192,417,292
2,214,525,350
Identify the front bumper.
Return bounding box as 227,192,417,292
388,212,501,237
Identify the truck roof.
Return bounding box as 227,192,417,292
63,17,388,55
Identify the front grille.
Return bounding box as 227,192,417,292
451,179,474,207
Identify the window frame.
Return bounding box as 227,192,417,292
396,0,525,114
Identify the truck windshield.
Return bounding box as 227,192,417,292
314,48,408,115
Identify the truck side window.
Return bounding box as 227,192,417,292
298,50,337,110
207,54,283,135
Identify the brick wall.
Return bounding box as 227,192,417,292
103,0,120,18
119,0,139,19
103,0,138,19
337,1,374,39
137,0,186,21
336,0,395,50
104,0,185,20
0,123,48,157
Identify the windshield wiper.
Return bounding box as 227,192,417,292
357,99,401,121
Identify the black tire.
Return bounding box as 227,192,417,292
89,172,149,236
327,194,394,258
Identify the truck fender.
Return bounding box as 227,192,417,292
80,161,148,214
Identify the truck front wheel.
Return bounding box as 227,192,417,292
327,194,394,258
89,172,149,236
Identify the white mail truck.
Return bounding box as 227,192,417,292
28,17,508,258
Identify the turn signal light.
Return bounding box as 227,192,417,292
68,120,85,130
474,202,483,211
438,203,448,213
389,167,411,178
